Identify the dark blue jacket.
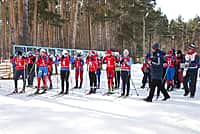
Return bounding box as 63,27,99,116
150,50,164,80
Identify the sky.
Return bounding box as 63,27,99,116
156,0,200,21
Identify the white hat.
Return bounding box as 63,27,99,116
63,50,69,55
123,49,129,55
77,50,83,55
115,52,120,56
40,48,46,53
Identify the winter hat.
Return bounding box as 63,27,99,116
152,43,160,50
188,43,197,49
18,51,22,56
40,48,46,53
107,49,112,55
123,49,129,56
63,50,69,55
168,50,173,54
176,50,182,55
146,52,151,58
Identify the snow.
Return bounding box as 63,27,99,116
0,64,200,134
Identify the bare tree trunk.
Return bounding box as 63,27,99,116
97,22,102,50
8,0,17,46
105,21,111,49
33,0,38,46
18,0,23,44
23,0,30,45
70,0,79,48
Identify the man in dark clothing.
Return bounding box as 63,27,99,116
144,43,170,102
183,44,199,98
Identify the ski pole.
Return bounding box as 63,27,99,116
130,78,139,96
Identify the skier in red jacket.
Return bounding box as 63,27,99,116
35,49,49,94
86,50,98,94
59,50,70,94
103,49,115,94
74,51,84,88
47,55,54,89
12,51,26,93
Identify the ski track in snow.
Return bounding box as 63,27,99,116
0,64,200,134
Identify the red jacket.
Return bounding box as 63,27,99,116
48,56,54,72
26,55,35,64
121,57,131,71
36,55,49,67
13,57,26,70
74,57,84,70
104,56,115,70
60,56,70,69
165,56,175,68
86,56,97,72
141,63,150,72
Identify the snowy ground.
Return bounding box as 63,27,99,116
0,64,200,134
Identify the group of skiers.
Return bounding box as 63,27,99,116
10,42,199,102
142,43,199,102
10,48,132,96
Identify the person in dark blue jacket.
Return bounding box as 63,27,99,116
144,43,170,102
183,44,199,98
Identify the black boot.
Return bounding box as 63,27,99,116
140,84,145,88
74,81,78,88
184,91,189,96
143,97,152,102
86,88,93,95
93,88,96,94
79,80,83,89
34,88,40,94
19,89,25,93
12,88,18,94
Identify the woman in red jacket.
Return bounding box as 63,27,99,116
12,51,26,93
103,49,115,94
86,50,97,94
60,50,70,94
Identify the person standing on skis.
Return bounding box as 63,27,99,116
26,51,36,87
141,53,151,89
47,55,54,89
174,50,184,89
103,49,115,94
12,51,26,93
74,50,84,89
59,50,70,94
96,55,102,89
120,49,132,96
114,52,121,89
164,49,176,91
35,49,49,94
183,44,199,98
86,50,98,94
144,43,170,102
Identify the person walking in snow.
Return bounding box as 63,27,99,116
144,43,170,102
120,49,132,96
183,44,199,98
